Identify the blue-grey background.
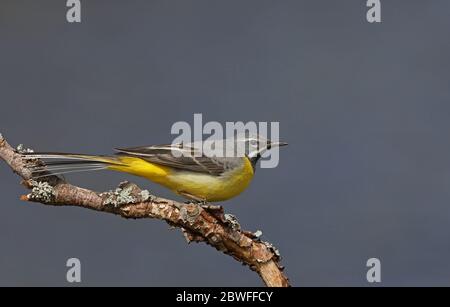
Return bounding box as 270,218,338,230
1,0,449,286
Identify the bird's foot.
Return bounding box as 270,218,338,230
181,200,224,220
200,203,222,211
183,199,220,210
181,193,224,220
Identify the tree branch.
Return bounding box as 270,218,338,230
0,134,290,287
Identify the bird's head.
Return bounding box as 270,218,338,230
234,134,288,165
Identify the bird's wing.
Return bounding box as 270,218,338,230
114,144,240,176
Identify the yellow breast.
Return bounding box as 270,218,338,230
108,156,255,202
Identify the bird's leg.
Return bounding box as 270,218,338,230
180,191,206,206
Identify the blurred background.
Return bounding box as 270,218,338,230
1,0,450,286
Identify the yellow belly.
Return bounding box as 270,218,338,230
108,156,254,202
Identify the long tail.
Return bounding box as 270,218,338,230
21,152,125,178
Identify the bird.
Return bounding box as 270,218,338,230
21,135,287,202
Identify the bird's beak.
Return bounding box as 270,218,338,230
270,141,288,148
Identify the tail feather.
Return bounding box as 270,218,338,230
30,163,108,173
21,152,124,178
31,166,109,178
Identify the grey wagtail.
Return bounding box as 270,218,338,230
22,135,287,202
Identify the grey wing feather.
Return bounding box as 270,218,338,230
114,144,241,176
114,143,195,155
